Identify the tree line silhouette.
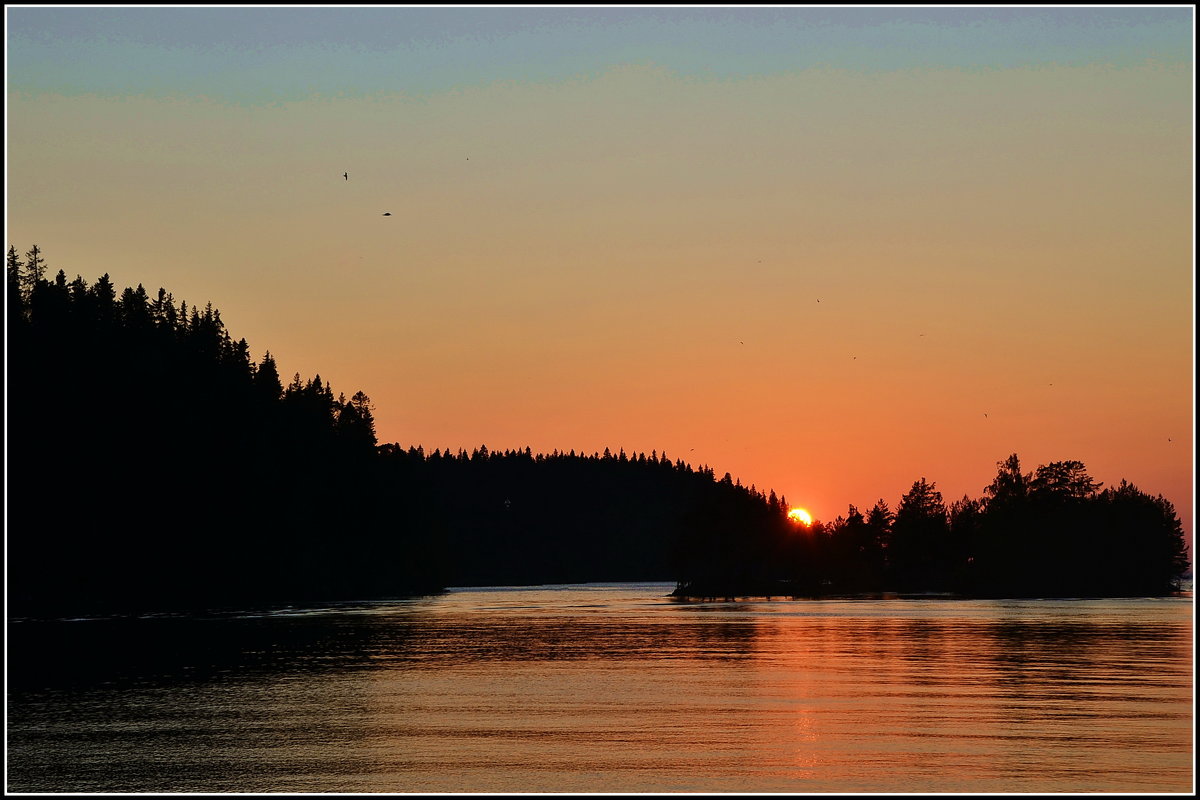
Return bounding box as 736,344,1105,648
8,246,422,614
6,246,1190,615
674,455,1189,600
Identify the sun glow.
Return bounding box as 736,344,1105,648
788,508,813,526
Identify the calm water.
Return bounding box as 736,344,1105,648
6,584,1194,793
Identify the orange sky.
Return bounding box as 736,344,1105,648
7,8,1194,554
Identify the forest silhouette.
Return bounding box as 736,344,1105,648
6,246,1191,616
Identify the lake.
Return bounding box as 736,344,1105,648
6,583,1193,793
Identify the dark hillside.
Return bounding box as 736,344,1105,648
6,247,790,615
7,247,1187,615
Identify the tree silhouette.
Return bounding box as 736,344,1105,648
21,244,46,297
1031,460,1102,500
254,351,283,401
890,478,950,591
6,245,1190,612
1090,481,1190,595
7,245,24,317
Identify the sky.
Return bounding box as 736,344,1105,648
6,6,1195,554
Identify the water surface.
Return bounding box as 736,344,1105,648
7,584,1193,792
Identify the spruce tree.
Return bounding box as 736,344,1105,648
21,244,46,296
7,245,24,316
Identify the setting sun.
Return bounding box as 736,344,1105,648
787,508,813,526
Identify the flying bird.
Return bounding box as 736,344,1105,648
344,172,348,180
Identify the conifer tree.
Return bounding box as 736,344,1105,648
7,245,24,316
254,351,283,401
22,244,46,295
91,273,117,324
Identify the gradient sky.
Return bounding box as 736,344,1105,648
6,6,1194,553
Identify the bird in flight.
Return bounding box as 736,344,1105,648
344,172,348,180
983,413,988,418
